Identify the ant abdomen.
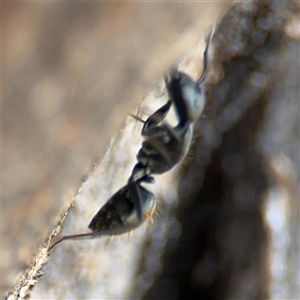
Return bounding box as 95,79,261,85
49,175,156,250
89,177,156,236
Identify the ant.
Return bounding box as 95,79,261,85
49,29,214,251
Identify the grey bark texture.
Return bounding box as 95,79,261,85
3,1,299,300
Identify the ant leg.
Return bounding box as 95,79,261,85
130,101,172,135
197,26,215,85
129,113,145,124
130,162,148,181
129,100,171,132
128,168,155,221
131,175,156,222
142,100,172,134
49,232,94,251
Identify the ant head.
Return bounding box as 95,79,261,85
166,28,214,126
166,70,205,125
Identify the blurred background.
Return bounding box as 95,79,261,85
3,1,299,299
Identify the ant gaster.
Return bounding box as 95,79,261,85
49,29,213,251
49,173,155,250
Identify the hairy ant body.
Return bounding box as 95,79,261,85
49,29,213,251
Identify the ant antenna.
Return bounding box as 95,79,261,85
197,25,215,86
49,232,94,251
129,113,145,124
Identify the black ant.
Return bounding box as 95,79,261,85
49,29,214,251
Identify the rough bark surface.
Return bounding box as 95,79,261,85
3,1,299,300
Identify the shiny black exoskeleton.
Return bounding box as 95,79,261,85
49,29,213,251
